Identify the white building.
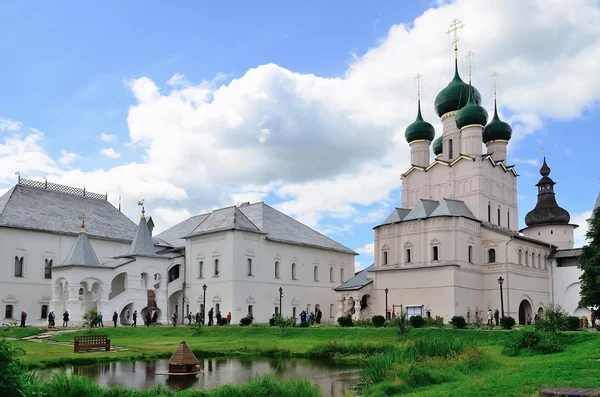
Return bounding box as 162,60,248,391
335,45,594,324
1,179,355,326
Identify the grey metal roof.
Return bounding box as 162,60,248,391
129,216,157,255
0,183,137,242
187,206,262,238
429,199,476,219
57,232,101,268
380,208,411,225
481,223,556,248
334,264,374,291
403,199,440,221
552,248,582,259
376,199,477,227
157,202,356,254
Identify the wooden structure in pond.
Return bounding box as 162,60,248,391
157,341,201,377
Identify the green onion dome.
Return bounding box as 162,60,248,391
433,136,443,156
455,84,488,129
405,100,435,143
482,101,513,143
434,59,482,118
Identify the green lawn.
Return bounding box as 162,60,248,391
0,326,44,338
5,325,600,396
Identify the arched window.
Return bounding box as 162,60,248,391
468,246,473,264
14,256,23,277
538,254,542,268
544,255,548,269
488,249,496,263
168,265,180,282
432,246,439,261
199,261,204,278
5,305,13,319
292,307,297,319
340,268,345,283
518,249,522,265
41,305,48,319
525,251,529,265
247,305,253,316
274,307,279,316
448,139,454,159
330,304,334,318
507,209,511,229
406,249,412,263
313,266,319,281
44,259,52,279
275,261,280,279
214,259,219,276
487,203,491,222
383,251,388,265
498,206,501,226
247,258,253,276
329,266,334,282
532,253,536,267
291,263,296,280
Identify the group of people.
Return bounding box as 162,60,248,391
299,308,322,326
44,311,69,328
126,310,159,327
486,309,501,326
190,308,232,326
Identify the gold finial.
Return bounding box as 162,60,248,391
540,148,546,156
465,51,475,82
446,18,465,59
491,71,499,101
138,199,145,219
415,73,423,101
78,215,86,233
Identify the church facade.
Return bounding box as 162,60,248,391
335,43,593,325
0,178,355,326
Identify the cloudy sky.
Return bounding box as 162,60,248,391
0,0,598,271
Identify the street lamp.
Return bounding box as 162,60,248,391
202,284,207,325
385,288,389,320
279,287,283,317
497,277,504,318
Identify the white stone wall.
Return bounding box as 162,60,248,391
550,257,587,316
185,230,354,324
0,227,131,325
522,224,576,250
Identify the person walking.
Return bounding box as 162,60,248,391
216,310,222,325
494,309,500,326
62,311,69,328
47,311,53,328
187,313,192,325
132,310,138,327
226,312,231,325
145,311,152,327
316,309,322,324
195,312,201,324
208,308,214,326
172,311,178,327
98,312,104,327
486,309,493,326
20,311,27,327
112,311,118,328
152,311,158,324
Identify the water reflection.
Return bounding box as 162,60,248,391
39,358,359,397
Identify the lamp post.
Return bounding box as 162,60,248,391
497,277,504,318
385,288,389,320
202,284,207,325
279,287,283,317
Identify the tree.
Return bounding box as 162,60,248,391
578,206,600,317
83,309,102,331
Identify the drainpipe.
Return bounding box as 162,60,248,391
504,236,514,317
182,260,187,325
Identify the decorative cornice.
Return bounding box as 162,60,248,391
459,124,484,131
441,111,458,120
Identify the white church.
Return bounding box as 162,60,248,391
1,22,596,328
334,25,598,325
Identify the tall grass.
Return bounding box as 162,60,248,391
306,340,392,359
30,372,322,397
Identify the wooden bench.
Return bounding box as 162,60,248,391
74,335,111,353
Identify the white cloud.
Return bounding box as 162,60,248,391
356,242,374,257
355,261,366,272
0,132,59,184
152,207,193,234
573,211,592,247
99,132,116,142
0,119,22,132
1,0,600,235
99,148,121,159
58,150,81,165
513,158,540,167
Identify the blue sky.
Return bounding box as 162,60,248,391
0,0,599,271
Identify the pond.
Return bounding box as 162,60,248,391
37,357,361,397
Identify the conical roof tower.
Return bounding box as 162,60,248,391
524,158,571,227
129,203,156,255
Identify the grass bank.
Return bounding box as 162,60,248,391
5,326,600,396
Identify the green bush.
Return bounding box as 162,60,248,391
396,313,410,338
535,304,569,333
424,315,445,327
269,317,276,327
239,314,254,326
450,316,467,329
355,318,372,327
567,316,581,331
500,316,516,330
0,340,27,397
410,315,426,328
372,315,386,328
503,329,566,356
82,309,102,331
337,315,354,327
275,316,296,328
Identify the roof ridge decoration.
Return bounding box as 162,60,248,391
18,178,107,201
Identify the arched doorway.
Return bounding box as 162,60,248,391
518,299,533,325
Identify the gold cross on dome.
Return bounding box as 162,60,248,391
491,71,500,100
415,73,423,101
465,51,475,81
446,18,465,58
